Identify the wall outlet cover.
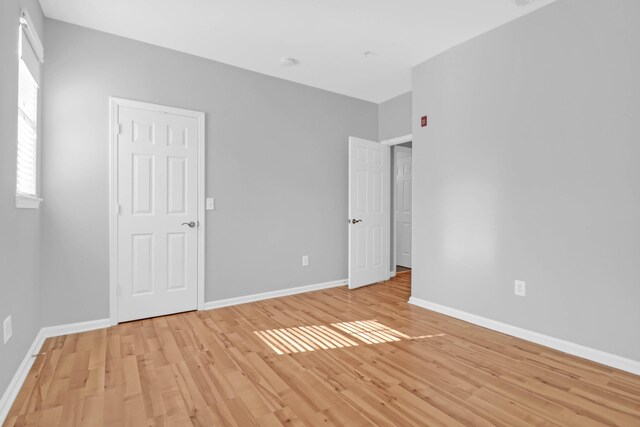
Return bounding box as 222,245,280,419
515,280,526,297
3,315,12,344
302,255,309,266
206,198,215,211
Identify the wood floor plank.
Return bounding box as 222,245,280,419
4,273,640,426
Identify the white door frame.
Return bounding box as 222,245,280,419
381,134,412,147
393,146,412,274
108,97,206,325
381,134,412,277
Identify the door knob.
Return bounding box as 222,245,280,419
349,219,363,224
182,221,197,228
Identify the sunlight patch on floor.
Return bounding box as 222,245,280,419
254,325,359,355
254,320,444,355
333,320,410,343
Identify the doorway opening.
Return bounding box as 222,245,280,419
392,143,412,275
382,134,412,281
346,134,412,293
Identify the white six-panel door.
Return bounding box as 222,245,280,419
348,137,390,289
116,104,200,322
395,147,412,268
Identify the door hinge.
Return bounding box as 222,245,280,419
117,123,123,135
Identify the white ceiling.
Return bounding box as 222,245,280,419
39,0,557,103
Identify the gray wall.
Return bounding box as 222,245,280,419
0,0,44,403
412,0,640,361
40,20,378,326
378,92,412,141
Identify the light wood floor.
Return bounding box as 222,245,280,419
5,273,640,426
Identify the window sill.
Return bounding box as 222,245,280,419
16,194,43,209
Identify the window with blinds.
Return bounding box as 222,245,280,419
16,59,39,196
16,10,43,207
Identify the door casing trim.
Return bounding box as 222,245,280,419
392,145,412,277
381,134,412,277
108,97,206,325
381,133,412,146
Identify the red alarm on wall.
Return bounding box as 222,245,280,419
421,116,427,127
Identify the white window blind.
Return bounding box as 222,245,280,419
17,54,39,196
16,18,42,199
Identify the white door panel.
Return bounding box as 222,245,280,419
396,147,412,268
117,106,199,322
349,137,389,289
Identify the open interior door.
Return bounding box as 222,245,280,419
348,137,390,289
395,146,412,268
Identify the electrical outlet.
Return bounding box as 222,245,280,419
3,315,12,344
302,255,309,266
206,198,215,211
514,280,526,297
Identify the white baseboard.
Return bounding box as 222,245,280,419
0,318,110,424
204,279,347,310
0,330,45,424
40,318,111,338
409,297,640,376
